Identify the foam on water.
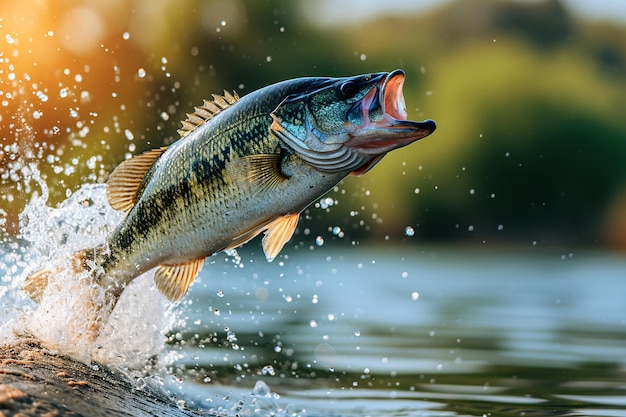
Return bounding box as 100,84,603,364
0,175,178,369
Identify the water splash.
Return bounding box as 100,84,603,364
0,178,176,369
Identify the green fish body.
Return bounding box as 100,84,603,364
25,70,436,305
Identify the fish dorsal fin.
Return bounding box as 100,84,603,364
262,213,300,262
106,147,167,212
154,258,205,302
177,90,239,137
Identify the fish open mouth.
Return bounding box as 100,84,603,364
346,69,436,154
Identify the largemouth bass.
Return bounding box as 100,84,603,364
24,69,435,308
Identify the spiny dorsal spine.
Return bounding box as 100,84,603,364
177,90,239,137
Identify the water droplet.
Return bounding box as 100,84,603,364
252,380,271,396
315,236,324,246
320,197,334,209
86,156,97,170
216,290,224,298
469,189,475,195
137,68,146,78
36,91,48,102
261,365,276,376
411,292,419,301
266,56,272,63
414,188,420,194
405,226,415,237
359,53,367,61
124,129,134,140
59,88,68,98
5,34,15,44
122,32,130,40
32,110,41,119
309,320,318,328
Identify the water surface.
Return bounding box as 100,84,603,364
164,245,626,416
1,186,624,416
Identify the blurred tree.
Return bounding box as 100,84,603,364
2,0,626,250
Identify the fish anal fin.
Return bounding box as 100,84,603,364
154,258,205,302
262,213,299,262
229,153,287,195
177,90,240,137
106,147,167,212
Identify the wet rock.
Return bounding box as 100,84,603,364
0,339,202,417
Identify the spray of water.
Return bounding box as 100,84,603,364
0,24,181,370
0,172,180,369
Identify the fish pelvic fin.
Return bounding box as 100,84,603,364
22,251,89,303
106,147,168,212
177,90,240,137
225,213,300,262
262,213,300,262
154,257,205,303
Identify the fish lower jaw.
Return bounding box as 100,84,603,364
347,117,436,154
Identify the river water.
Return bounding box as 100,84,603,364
1,184,625,416
168,244,626,417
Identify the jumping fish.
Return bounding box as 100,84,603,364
24,69,436,307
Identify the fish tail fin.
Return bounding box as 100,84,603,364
23,249,92,303
22,268,52,303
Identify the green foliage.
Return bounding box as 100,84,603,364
2,0,626,247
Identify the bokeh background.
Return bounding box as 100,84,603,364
2,0,626,251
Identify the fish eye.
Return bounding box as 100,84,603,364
338,80,359,99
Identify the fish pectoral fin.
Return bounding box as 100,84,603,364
229,153,287,195
262,213,300,262
154,258,205,303
106,147,168,212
